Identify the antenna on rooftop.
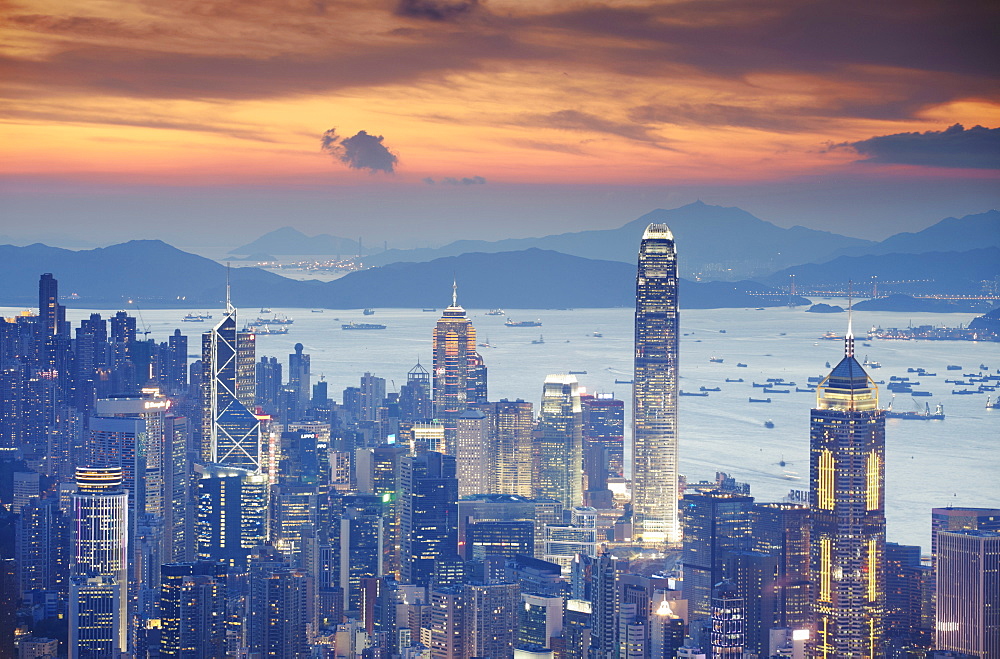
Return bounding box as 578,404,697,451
845,280,854,358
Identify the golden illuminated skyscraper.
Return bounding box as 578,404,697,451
810,318,885,656
632,224,680,544
432,282,486,453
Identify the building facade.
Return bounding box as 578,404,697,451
810,327,886,657
201,297,260,471
535,374,584,509
632,223,680,544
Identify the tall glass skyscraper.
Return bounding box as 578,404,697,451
536,374,584,508
70,467,129,654
810,321,885,656
632,224,680,543
201,294,260,471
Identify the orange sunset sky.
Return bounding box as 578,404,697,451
1,0,998,248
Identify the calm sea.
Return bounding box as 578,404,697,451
27,301,1000,554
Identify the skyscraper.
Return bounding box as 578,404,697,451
201,292,260,471
810,321,885,657
477,399,534,498
632,224,680,544
159,561,227,659
194,463,267,570
69,467,129,654
288,342,311,418
455,409,490,497
934,530,999,658
432,283,486,452
681,490,754,622
535,374,584,509
400,452,459,588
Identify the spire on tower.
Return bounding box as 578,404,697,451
845,281,854,358
452,278,458,308
226,263,234,315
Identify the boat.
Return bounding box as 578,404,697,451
763,388,790,394
749,397,772,403
485,309,506,316
911,391,932,396
726,378,744,383
980,364,989,371
807,376,822,383
614,379,634,384
764,420,774,429
506,318,542,327
986,396,1000,410
363,308,375,315
752,382,768,388
182,313,205,322
820,331,840,340
885,399,945,420
709,357,724,363
311,309,325,313
700,386,721,392
719,329,727,333
531,335,545,345
736,363,748,368
260,307,271,313
257,314,293,325
592,331,603,338
680,391,709,397
946,365,962,370
568,370,588,375
342,322,387,330
796,387,815,393
422,308,437,312
243,323,289,335
478,337,493,348
952,389,978,395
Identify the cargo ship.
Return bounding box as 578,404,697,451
342,322,387,330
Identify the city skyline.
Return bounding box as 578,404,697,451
2,237,997,656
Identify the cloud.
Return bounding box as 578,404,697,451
321,129,398,174
844,124,1000,170
396,0,479,21
424,175,486,185
518,110,667,146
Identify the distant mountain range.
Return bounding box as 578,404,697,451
355,202,874,280
231,206,998,287
830,209,1000,259
765,247,1000,296
229,227,365,256
0,241,804,310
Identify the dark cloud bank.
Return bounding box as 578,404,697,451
847,124,1000,170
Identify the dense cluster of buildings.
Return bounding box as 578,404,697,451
0,227,997,658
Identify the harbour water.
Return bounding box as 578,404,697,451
31,301,1000,554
